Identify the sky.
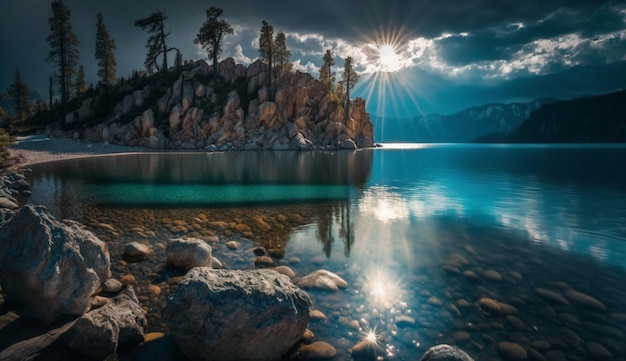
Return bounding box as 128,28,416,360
1,0,625,118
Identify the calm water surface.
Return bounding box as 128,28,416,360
26,144,626,360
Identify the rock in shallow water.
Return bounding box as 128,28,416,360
297,269,348,291
419,344,474,360
0,205,111,325
163,268,311,361
166,238,212,270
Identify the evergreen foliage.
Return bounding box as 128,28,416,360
76,65,86,95
95,12,117,86
46,0,80,114
135,9,178,73
258,21,274,100
342,56,359,120
320,49,336,93
273,32,292,79
7,69,31,122
194,7,233,79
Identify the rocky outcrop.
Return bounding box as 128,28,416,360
0,205,111,325
74,58,374,150
63,287,146,358
163,267,311,361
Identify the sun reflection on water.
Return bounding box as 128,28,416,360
362,267,406,309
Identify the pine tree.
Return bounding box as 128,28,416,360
194,7,233,79
76,65,86,95
95,12,117,87
320,49,335,92
46,0,80,115
342,56,359,120
273,32,292,80
258,21,274,100
7,69,32,122
135,9,178,73
174,51,183,68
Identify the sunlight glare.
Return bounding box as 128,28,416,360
377,44,402,73
363,267,405,308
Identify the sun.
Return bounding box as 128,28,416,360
377,44,402,73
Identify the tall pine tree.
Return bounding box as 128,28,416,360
258,21,274,100
135,9,178,73
76,65,86,95
342,56,359,121
194,7,233,79
7,69,31,122
95,12,117,87
320,49,335,92
273,32,292,81
46,0,80,115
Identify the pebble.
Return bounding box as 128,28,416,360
531,340,551,351
506,315,524,329
102,278,123,293
301,329,314,343
478,298,502,315
484,270,502,281
497,341,528,361
148,285,161,296
144,332,165,342
462,270,481,281
254,256,274,267
271,265,296,279
120,274,136,285
453,331,471,342
225,241,239,250
585,341,612,360
347,320,360,331
395,315,416,328
122,242,153,260
565,290,606,310
534,288,570,305
350,339,383,360
558,313,581,325
252,247,267,256
427,297,442,307
310,310,327,321
297,341,336,359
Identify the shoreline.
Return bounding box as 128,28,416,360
7,136,156,170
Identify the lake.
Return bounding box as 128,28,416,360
25,144,626,360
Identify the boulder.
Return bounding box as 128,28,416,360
419,344,475,361
166,238,212,270
0,205,111,325
163,268,311,361
63,287,146,358
122,242,153,262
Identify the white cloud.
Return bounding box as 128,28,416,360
292,59,319,74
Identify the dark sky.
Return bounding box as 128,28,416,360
1,0,625,117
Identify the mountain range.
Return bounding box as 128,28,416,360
372,98,557,143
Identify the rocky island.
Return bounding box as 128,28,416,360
50,57,374,152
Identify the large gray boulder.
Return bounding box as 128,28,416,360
163,268,312,361
63,287,147,358
0,205,111,325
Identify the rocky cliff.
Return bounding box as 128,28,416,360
65,58,374,151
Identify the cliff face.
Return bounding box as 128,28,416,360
71,58,374,150
508,90,626,143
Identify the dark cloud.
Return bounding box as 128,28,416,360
1,0,625,118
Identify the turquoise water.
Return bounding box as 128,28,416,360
25,145,626,360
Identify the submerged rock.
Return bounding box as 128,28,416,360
163,268,311,361
297,269,348,291
297,341,337,359
0,205,111,325
419,344,475,360
63,287,146,358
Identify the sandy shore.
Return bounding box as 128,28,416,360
8,135,153,170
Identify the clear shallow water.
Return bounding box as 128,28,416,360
24,145,626,360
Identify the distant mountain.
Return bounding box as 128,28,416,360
373,98,557,143
504,90,626,143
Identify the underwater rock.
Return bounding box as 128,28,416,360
419,344,475,361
